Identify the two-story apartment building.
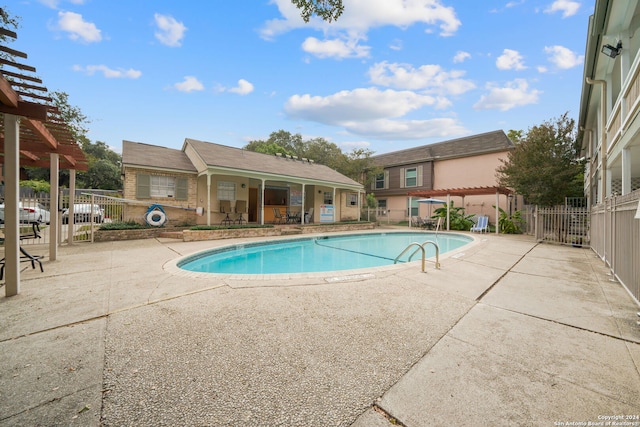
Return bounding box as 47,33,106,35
369,130,515,225
579,0,640,304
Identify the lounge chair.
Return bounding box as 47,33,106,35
470,215,489,233
235,200,247,224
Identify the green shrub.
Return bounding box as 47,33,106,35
190,224,274,230
432,202,474,231
99,221,148,230
495,206,525,234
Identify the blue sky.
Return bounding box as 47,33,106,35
7,0,594,155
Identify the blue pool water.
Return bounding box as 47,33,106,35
178,232,472,275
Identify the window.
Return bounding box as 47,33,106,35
407,198,419,217
323,192,333,205
137,174,188,200
346,193,358,207
373,171,388,190
151,176,175,198
405,167,417,187
217,181,236,201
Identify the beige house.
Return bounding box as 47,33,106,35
122,138,364,226
369,130,517,224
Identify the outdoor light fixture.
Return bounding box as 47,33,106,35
601,41,622,58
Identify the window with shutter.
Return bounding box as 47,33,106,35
175,177,188,200
137,174,150,199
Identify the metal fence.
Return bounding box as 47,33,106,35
590,191,640,305
1,192,128,246
521,200,590,247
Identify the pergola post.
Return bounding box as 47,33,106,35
49,153,59,260
4,114,21,297
67,169,76,245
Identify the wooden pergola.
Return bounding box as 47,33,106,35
407,186,513,233
1,22,88,297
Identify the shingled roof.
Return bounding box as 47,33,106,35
184,138,362,188
371,130,514,167
122,140,197,172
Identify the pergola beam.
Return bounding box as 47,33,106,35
22,118,58,149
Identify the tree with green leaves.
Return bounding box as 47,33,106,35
291,0,344,22
244,130,378,185
23,91,122,190
497,113,584,206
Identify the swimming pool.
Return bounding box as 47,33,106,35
177,232,473,275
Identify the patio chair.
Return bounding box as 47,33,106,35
286,210,301,224
273,208,285,224
411,216,425,227
220,200,233,225
235,200,247,224
470,215,489,233
304,208,314,224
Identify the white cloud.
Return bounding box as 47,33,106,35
73,64,142,79
174,76,204,92
40,0,85,8
368,61,475,96
473,79,541,111
344,118,469,140
283,87,469,139
302,36,370,59
496,49,526,70
260,0,461,40
154,13,187,47
228,79,255,95
285,87,438,124
57,11,101,43
453,51,471,63
544,45,584,69
544,0,581,18
389,39,403,51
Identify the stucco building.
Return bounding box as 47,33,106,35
368,130,516,224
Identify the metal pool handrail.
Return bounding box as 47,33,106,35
394,241,441,272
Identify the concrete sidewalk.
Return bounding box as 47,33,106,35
0,232,639,426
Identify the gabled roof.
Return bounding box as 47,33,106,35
122,140,197,172
371,130,514,167
183,138,362,188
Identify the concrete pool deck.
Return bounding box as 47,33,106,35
0,229,639,426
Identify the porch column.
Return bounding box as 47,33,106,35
206,172,211,226
333,187,337,222
4,114,20,297
260,179,266,225
301,184,306,223
67,169,76,245
49,154,59,260
408,196,412,228
622,147,631,195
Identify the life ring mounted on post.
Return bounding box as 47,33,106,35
146,204,167,227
